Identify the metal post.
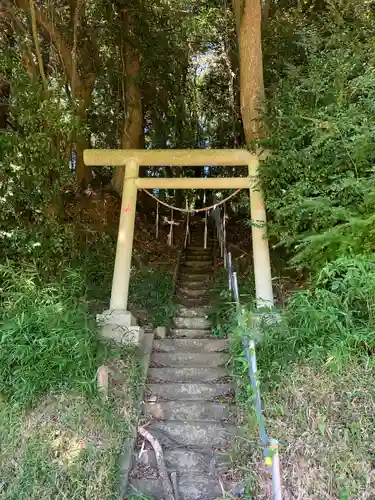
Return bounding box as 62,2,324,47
269,439,282,500
228,252,232,291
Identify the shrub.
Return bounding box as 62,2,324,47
129,267,176,326
262,12,375,270
0,262,100,405
257,255,375,377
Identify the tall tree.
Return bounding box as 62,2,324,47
232,0,265,141
111,8,143,194
12,0,96,187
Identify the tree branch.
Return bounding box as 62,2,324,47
71,0,80,101
14,0,83,89
29,0,47,89
8,11,38,78
138,426,175,500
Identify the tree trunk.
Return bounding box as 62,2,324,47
112,11,143,194
0,82,10,130
75,134,92,188
232,0,265,142
74,82,94,188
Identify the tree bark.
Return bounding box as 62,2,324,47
112,10,143,194
0,82,10,130
232,0,265,142
74,81,94,188
29,0,47,89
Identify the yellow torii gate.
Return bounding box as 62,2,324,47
84,149,273,341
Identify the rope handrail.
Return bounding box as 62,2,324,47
141,188,243,213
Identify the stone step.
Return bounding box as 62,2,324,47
148,366,228,382
177,279,211,289
186,245,213,250
188,244,213,249
173,316,211,329
169,328,211,338
184,255,212,262
144,400,234,421
178,280,211,290
147,421,237,448
134,446,230,473
176,306,211,318
147,383,234,401
183,260,213,269
177,287,209,298
185,250,212,256
178,277,211,286
175,297,210,308
153,338,228,352
179,267,212,277
129,474,233,500
185,247,212,253
176,295,209,305
151,352,229,368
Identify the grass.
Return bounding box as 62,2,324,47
0,257,146,498
214,255,375,498
0,262,102,405
129,267,177,327
231,360,374,499
0,345,142,499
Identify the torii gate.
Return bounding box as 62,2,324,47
84,149,273,341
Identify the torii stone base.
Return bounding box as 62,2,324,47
97,309,144,345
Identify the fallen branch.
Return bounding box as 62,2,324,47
138,426,175,500
170,471,179,500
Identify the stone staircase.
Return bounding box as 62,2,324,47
128,223,237,499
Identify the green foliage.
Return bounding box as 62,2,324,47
210,268,236,338
262,10,375,270
257,255,375,381
228,255,375,499
210,265,256,338
129,267,176,327
221,255,374,399
0,262,101,405
0,60,72,225
0,55,78,271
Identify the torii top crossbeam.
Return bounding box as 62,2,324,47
84,148,258,167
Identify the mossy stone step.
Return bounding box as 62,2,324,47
173,315,211,329
169,328,211,338
143,400,234,421
150,351,228,368
129,474,234,500
153,338,227,352
148,366,228,383
134,446,230,472
146,383,234,401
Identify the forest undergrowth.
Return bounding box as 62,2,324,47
215,255,374,499
0,211,177,499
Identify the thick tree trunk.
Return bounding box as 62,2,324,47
0,82,10,130
75,134,92,187
112,11,143,194
232,0,265,142
75,83,94,188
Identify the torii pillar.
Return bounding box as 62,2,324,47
96,158,143,345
